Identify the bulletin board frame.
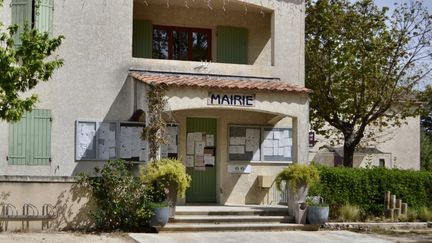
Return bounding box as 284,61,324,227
228,124,293,164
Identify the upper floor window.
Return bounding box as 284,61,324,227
11,0,54,44
152,26,211,61
132,20,248,65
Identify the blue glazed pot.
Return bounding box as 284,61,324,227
307,206,329,225
150,207,169,227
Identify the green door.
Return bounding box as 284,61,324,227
186,117,217,203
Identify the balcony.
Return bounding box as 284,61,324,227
131,0,274,77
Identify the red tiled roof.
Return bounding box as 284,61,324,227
129,72,311,93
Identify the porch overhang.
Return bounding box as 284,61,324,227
129,71,311,94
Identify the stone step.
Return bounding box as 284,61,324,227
170,215,295,224
175,208,289,216
159,223,319,232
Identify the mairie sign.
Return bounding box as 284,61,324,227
207,92,255,107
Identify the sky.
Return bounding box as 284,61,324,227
374,0,432,11
372,0,432,89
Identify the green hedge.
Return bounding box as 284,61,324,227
309,166,432,215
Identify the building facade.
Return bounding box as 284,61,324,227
0,0,308,212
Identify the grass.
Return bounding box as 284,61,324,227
338,204,361,222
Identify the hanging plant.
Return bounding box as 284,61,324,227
141,84,167,161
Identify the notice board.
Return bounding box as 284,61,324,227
228,126,261,161
75,121,117,161
262,128,292,162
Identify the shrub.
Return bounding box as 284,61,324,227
418,207,432,222
398,208,418,222
338,204,361,222
79,160,153,231
309,165,432,216
275,164,320,192
140,158,191,199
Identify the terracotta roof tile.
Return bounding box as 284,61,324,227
129,72,311,93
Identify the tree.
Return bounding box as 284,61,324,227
0,0,64,122
306,0,432,167
419,85,432,137
420,132,432,171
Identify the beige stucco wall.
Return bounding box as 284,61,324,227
309,115,421,170
0,0,307,207
0,178,93,231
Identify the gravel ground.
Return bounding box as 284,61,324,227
0,232,135,243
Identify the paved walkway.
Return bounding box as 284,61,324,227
129,231,392,243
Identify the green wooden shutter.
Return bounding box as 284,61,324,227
30,109,52,165
8,113,28,165
35,0,54,34
132,20,152,58
8,109,52,165
217,26,248,64
11,0,32,45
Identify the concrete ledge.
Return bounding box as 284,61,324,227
325,222,430,231
0,175,78,183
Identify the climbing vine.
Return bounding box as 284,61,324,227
141,84,167,161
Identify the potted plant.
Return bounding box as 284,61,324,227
305,196,329,225
275,163,320,223
147,183,170,228
140,158,191,218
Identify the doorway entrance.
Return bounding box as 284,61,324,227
185,117,217,203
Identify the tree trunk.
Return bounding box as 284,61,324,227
343,142,355,167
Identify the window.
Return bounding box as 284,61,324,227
8,109,52,165
11,0,54,43
379,159,385,167
152,25,212,61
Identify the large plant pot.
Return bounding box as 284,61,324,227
167,183,178,219
150,207,169,227
307,206,329,225
287,183,309,219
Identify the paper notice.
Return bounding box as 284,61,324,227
160,144,168,158
168,144,178,154
206,134,215,147
283,146,292,158
229,145,245,154
109,147,116,158
273,140,279,155
186,155,194,167
195,141,205,156
263,147,273,156
204,155,215,166
252,150,260,161
230,137,238,145
167,135,177,145
238,137,246,145
263,139,274,148
283,130,290,138
195,155,205,167
98,146,109,160
193,132,203,141
264,130,273,140
273,131,281,140
167,126,178,136
187,133,195,154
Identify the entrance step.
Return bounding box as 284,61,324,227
171,215,294,224
159,205,317,232
159,223,319,232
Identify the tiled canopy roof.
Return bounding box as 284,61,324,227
129,72,311,93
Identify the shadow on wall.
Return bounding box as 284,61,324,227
245,177,268,204
53,183,95,231
71,76,136,176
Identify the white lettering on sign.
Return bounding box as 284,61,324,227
208,93,255,107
